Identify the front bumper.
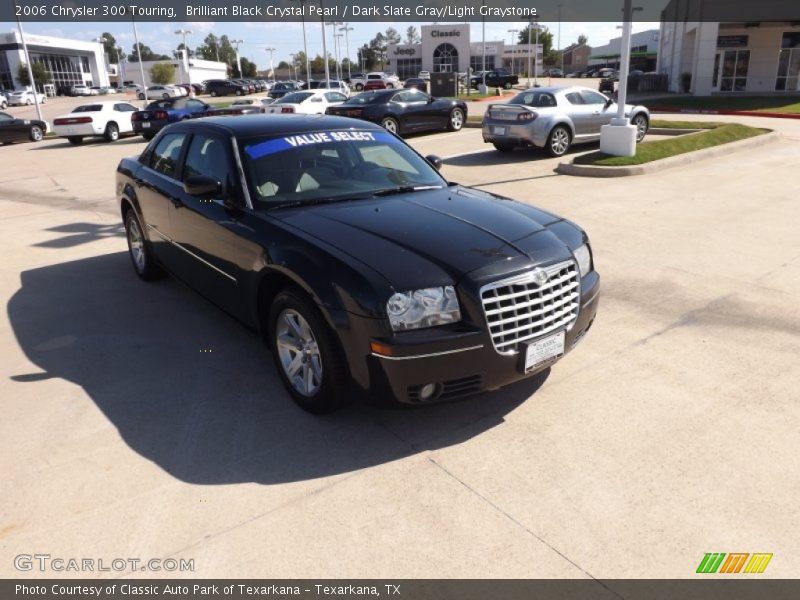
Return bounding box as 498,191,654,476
355,270,599,405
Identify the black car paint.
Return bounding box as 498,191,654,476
0,112,47,144
117,115,599,405
325,90,467,135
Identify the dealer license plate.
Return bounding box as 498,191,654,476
492,126,506,135
142,122,151,128
522,330,565,373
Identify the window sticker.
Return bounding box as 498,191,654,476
245,130,396,159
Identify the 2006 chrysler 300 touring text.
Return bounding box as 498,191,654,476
116,115,600,413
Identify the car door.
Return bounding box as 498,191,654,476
134,132,189,270
388,91,425,131
169,132,245,317
184,98,208,118
113,102,137,132
580,89,614,137
562,91,595,138
0,112,22,142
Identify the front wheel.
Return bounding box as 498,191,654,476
142,131,155,141
545,125,571,157
355,83,363,91
447,108,464,132
503,82,512,90
138,93,145,100
632,113,649,142
269,290,348,413
210,90,218,97
381,116,399,135
124,209,161,280
29,125,44,142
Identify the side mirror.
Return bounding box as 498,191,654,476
605,97,614,108
425,154,443,171
428,96,435,103
184,175,221,197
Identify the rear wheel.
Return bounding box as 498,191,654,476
67,136,83,145
29,125,43,142
104,122,119,142
493,142,514,153
503,82,513,90
355,83,364,91
138,93,145,100
124,209,161,281
447,108,464,132
269,290,348,413
142,132,155,141
381,116,399,135
162,93,169,99
210,89,218,97
545,125,571,157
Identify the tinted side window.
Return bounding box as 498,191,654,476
581,90,608,105
182,135,231,187
565,92,584,105
150,133,186,179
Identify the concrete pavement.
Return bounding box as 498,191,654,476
0,113,798,580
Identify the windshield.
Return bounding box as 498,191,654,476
276,92,313,104
73,105,103,112
342,92,390,105
239,129,445,208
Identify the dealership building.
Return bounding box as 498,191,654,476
659,12,800,94
386,24,541,79
0,31,110,92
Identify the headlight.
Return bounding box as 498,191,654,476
386,286,461,332
573,244,592,277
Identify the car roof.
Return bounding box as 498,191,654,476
516,86,598,95
164,114,385,137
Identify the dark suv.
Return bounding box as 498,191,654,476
205,79,249,97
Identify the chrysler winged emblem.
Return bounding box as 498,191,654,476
532,268,549,285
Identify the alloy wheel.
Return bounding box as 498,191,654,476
382,117,398,134
550,128,570,156
127,216,146,273
633,115,649,142
276,309,322,397
450,109,464,131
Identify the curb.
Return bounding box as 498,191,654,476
649,107,800,120
555,130,780,178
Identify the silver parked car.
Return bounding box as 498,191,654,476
482,86,650,157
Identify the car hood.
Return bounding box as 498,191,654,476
270,186,573,291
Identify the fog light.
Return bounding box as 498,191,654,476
419,383,439,401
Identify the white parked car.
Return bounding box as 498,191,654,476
8,90,47,106
52,101,139,144
137,85,182,100
350,72,399,91
264,90,348,115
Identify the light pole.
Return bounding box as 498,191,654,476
290,0,311,86
527,19,537,87
231,39,243,78
481,0,486,90
325,22,341,81
289,53,298,81
558,3,564,74
174,28,192,89
265,47,276,82
131,15,149,106
507,29,518,75
319,3,331,88
340,24,353,81
13,1,43,122
334,33,344,80
117,46,125,86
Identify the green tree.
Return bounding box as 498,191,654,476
578,34,588,45
196,33,221,61
405,26,420,45
518,25,559,66
277,60,290,69
173,43,194,60
16,62,50,90
129,44,169,62
100,32,121,64
384,28,401,45
356,45,375,71
149,62,176,85
240,57,257,78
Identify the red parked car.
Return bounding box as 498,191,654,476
363,79,387,91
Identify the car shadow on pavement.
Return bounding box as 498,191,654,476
444,143,601,168
7,252,548,485
32,222,124,249
32,137,146,150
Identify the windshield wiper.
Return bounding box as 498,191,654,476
266,192,376,211
372,185,443,197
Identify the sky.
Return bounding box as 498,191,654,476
2,20,659,70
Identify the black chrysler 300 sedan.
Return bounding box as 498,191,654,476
117,115,599,413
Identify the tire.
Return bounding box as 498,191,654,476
103,122,119,142
268,289,348,413
355,83,363,91
632,113,649,143
545,125,571,157
42,96,47,104
26,99,32,105
386,83,394,89
142,132,155,141
210,89,218,97
67,136,83,145
138,93,145,100
381,116,399,135
235,90,243,96
124,208,161,281
29,125,43,142
503,82,512,90
162,93,169,99
447,108,464,132
493,142,514,153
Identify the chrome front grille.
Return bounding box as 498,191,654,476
480,260,580,354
